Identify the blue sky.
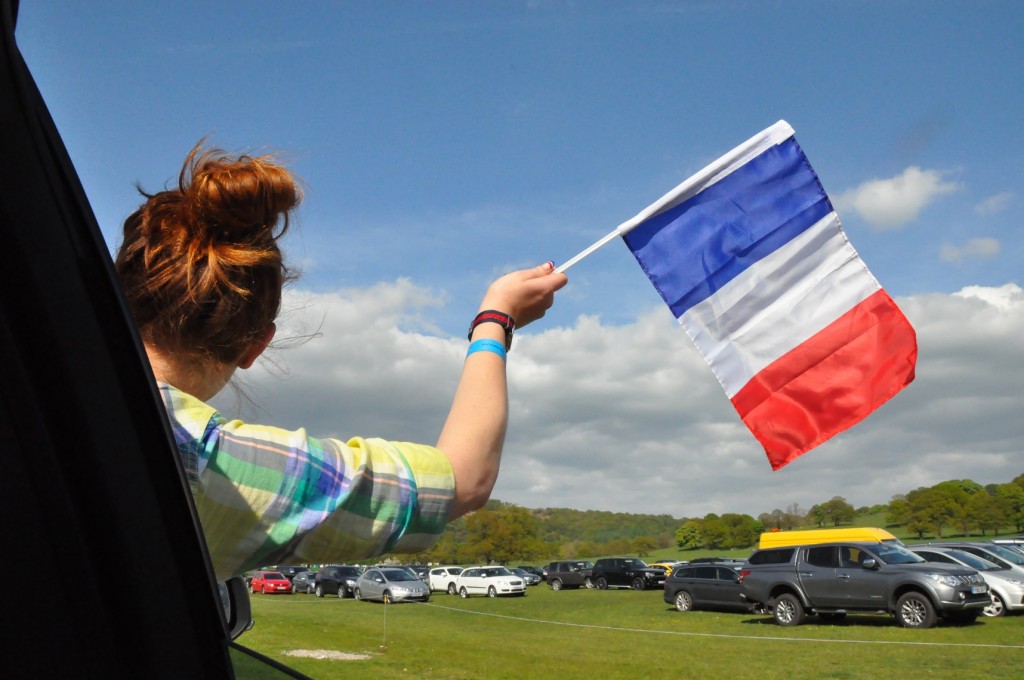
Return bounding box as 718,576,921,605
17,2,1023,517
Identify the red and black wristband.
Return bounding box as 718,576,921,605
468,309,516,351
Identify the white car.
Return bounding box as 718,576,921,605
354,567,430,603
454,566,526,598
912,547,1024,618
428,566,464,594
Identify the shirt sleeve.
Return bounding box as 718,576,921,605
159,383,455,579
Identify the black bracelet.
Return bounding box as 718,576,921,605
468,309,515,350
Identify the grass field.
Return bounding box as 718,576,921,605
237,584,1024,679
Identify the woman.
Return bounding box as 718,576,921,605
115,144,567,578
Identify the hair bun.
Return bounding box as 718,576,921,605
184,146,301,244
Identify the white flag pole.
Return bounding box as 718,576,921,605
554,227,622,274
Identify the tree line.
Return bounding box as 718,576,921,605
387,473,1024,565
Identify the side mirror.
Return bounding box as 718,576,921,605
221,576,255,640
861,558,878,570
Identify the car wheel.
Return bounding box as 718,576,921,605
338,585,347,599
315,584,323,598
448,583,457,596
983,592,1005,618
772,593,806,626
250,583,257,594
595,577,608,590
459,587,469,599
585,577,594,589
550,579,562,591
354,588,363,601
487,586,497,598
674,591,693,612
895,591,937,629
632,577,646,591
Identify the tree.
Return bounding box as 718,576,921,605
675,520,703,550
808,504,826,527
903,487,955,538
970,491,1008,536
819,496,855,526
631,536,658,557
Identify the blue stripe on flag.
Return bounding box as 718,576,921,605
622,136,832,318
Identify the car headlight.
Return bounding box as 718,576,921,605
926,573,960,588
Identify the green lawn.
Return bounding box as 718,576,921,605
237,584,1024,679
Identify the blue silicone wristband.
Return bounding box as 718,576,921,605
466,338,507,361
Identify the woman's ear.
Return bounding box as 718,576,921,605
237,323,276,369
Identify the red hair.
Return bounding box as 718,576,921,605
115,143,301,365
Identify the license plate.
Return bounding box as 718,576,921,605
970,585,988,594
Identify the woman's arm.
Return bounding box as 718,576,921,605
436,262,567,519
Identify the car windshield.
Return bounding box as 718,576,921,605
483,567,512,577
946,550,997,571
874,544,924,564
984,544,1024,566
382,569,419,582
448,567,462,575
623,559,649,568
264,572,285,579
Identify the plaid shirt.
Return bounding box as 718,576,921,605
159,383,454,579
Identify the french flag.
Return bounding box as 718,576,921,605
619,121,917,470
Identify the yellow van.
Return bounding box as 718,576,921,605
757,527,902,549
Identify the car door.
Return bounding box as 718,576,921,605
1,3,307,676
362,570,385,600
836,545,889,608
689,566,718,605
798,546,847,608
712,567,745,608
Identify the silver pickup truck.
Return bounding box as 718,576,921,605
738,541,990,628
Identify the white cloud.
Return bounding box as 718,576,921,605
939,237,1001,264
974,191,1013,215
216,280,1024,520
834,167,960,230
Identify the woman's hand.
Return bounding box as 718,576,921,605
477,261,568,328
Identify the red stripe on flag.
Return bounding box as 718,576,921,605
730,289,917,470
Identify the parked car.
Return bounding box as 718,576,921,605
291,570,318,594
739,542,990,628
546,560,595,590
276,565,309,582
911,546,1024,618
517,565,545,579
511,567,541,586
455,566,527,598
249,571,294,595
354,567,431,603
663,562,750,613
918,542,1024,578
648,561,682,576
407,565,430,583
590,557,667,590
315,565,363,598
428,566,464,594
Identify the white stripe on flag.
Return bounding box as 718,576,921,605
679,212,882,397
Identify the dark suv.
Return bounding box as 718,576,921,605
591,557,666,590
546,561,594,590
663,561,749,612
739,542,990,628
315,565,363,598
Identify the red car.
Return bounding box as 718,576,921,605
249,571,293,594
